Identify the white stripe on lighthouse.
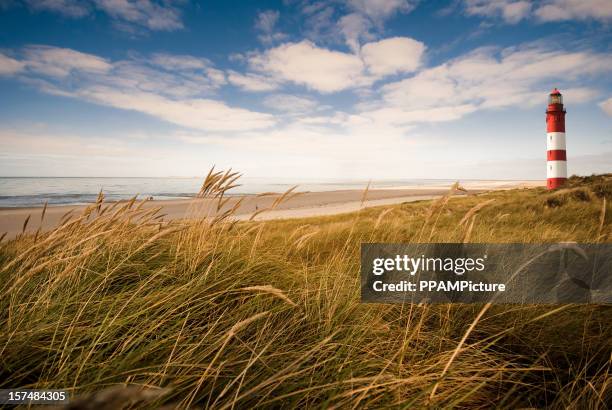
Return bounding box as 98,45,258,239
546,132,566,150
547,160,567,178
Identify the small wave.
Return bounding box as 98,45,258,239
0,193,197,207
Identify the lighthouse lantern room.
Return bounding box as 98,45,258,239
546,88,567,190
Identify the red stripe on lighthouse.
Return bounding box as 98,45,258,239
546,105,565,132
547,178,567,190
547,150,566,161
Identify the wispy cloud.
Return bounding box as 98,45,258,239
462,0,612,23
295,0,418,51
347,0,418,21
262,93,321,114
20,0,185,31
75,87,275,131
23,45,112,77
343,0,418,51
0,52,25,75
372,44,611,121
25,0,91,17
535,0,612,22
338,12,373,52
227,70,279,92
93,0,184,31
600,97,612,117
5,45,274,132
255,10,287,44
463,0,532,23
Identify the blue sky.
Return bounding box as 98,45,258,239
0,0,610,179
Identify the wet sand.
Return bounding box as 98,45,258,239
0,180,544,240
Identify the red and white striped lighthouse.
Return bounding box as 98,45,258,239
546,88,567,190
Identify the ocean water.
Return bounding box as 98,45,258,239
0,177,457,208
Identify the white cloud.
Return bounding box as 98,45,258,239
300,3,337,44
93,0,184,31
248,40,365,93
560,87,600,103
463,0,612,23
255,9,279,32
243,36,425,93
347,0,417,21
343,44,612,130
227,70,279,92
7,45,274,132
255,10,287,44
13,46,226,99
337,0,418,52
338,13,373,52
262,94,319,113
0,53,24,75
144,53,227,91
105,61,224,99
23,45,112,77
600,98,612,117
295,112,350,127
239,1,423,92
75,87,275,131
535,0,612,21
296,0,417,50
25,0,90,17
361,37,425,76
463,0,532,23
149,53,209,70
20,46,226,99
22,0,185,31
351,104,478,130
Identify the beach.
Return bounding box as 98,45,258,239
0,180,543,240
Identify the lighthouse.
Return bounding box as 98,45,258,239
546,88,567,190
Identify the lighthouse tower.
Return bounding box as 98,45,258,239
546,88,567,190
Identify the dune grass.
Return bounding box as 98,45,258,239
0,172,610,409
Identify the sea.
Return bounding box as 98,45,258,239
0,177,458,208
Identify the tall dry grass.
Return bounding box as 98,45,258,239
0,172,610,409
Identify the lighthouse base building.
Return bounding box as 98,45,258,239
546,89,567,190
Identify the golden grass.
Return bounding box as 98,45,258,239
0,172,611,409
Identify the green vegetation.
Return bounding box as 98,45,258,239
1,172,610,409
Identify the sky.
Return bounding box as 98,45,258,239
0,0,611,180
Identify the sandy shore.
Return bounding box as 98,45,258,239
0,180,544,240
